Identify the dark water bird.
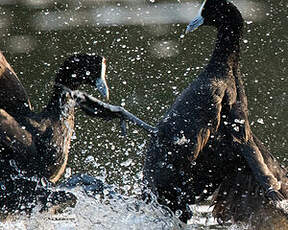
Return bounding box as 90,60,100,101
0,53,109,218
143,0,288,223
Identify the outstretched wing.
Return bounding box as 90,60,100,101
0,51,32,115
223,74,283,200
253,134,288,198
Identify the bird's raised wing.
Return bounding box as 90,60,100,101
0,52,32,115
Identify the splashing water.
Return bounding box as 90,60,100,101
2,181,288,230
0,187,183,230
0,173,234,230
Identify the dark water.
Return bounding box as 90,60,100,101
0,0,287,228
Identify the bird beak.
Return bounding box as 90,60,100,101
185,15,204,34
96,57,109,100
186,0,206,34
96,77,109,101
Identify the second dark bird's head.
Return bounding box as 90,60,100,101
186,0,243,33
55,54,109,100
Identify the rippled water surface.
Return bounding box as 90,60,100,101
0,0,287,229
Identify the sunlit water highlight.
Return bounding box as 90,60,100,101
33,1,264,31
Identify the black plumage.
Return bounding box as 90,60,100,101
0,52,32,116
143,0,288,223
0,53,109,218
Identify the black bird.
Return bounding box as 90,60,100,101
143,0,288,223
0,53,109,218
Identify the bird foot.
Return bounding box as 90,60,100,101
40,190,77,214
178,205,193,223
266,188,284,202
120,119,127,136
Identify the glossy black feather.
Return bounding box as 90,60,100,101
0,53,106,218
143,0,288,223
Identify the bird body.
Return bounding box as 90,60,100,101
0,54,109,217
143,0,288,223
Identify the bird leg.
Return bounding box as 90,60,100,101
120,119,127,136
71,90,157,135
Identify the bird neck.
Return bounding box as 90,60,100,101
45,84,76,119
42,84,76,182
207,23,243,73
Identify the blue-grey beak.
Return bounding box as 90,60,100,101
186,15,204,34
96,57,109,100
96,77,109,100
